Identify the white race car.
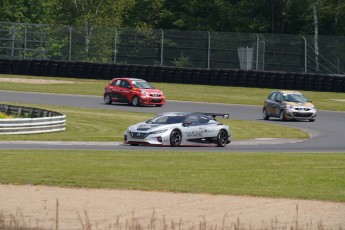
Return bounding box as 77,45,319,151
124,112,231,147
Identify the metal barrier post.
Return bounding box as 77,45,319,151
160,29,164,66
300,35,307,73
207,31,210,69
114,28,117,64
68,26,72,62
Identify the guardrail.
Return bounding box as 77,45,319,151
0,58,344,92
0,104,66,134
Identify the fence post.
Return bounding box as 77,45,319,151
114,28,117,64
11,23,16,57
207,31,210,69
24,25,27,59
300,35,307,73
68,26,72,62
160,29,164,66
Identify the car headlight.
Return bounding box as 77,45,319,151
141,90,149,95
149,129,168,135
284,104,294,109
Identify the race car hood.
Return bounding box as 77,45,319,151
135,88,163,95
129,122,171,132
284,101,314,107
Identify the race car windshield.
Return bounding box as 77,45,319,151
283,94,308,103
146,115,186,124
132,81,153,89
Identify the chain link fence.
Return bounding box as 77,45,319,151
0,21,344,75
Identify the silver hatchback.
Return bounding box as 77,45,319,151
262,90,317,122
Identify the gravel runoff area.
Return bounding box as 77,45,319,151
1,184,344,230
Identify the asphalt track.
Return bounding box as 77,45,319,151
1,90,345,152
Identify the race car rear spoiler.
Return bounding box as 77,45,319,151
200,113,230,119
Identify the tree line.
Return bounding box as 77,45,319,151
1,0,344,35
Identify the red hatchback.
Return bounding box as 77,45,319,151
104,78,165,106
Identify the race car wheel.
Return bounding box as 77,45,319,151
216,129,228,147
170,129,182,147
262,108,269,120
132,96,140,106
279,110,286,121
104,93,112,105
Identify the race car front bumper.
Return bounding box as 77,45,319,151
139,95,165,106
284,108,318,120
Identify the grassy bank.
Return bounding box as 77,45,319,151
0,150,344,202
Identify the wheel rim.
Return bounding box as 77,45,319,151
218,130,228,147
263,109,267,119
279,111,285,120
170,130,181,146
104,94,111,104
132,97,139,106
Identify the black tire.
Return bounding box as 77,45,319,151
216,129,228,147
132,96,140,106
279,110,286,121
262,108,269,120
130,143,139,146
104,93,112,105
170,129,182,147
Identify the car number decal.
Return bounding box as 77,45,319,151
186,131,203,137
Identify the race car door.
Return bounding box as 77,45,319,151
107,79,132,103
180,114,207,143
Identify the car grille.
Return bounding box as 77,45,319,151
149,98,163,103
295,107,311,111
293,112,313,117
150,93,161,97
130,132,148,139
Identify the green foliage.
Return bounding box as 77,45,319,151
47,0,135,27
172,55,191,67
0,112,12,119
1,0,345,35
0,0,49,23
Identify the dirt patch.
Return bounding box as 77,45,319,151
0,184,344,230
0,77,74,84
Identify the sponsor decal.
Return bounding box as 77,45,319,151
186,131,203,137
204,129,216,133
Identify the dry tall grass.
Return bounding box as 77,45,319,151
0,203,343,230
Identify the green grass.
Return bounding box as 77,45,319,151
0,112,12,118
1,74,345,111
0,102,308,141
0,150,344,202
